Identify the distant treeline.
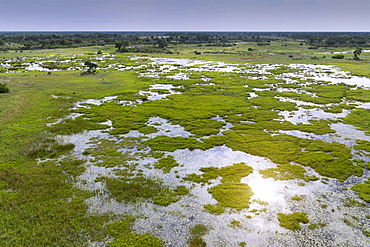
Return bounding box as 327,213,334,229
0,31,369,51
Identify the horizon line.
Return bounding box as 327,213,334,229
1,30,370,33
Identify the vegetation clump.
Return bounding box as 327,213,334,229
185,163,254,212
25,133,75,158
352,178,370,203
48,116,110,135
104,176,187,206
144,135,210,152
106,217,163,247
291,195,303,201
224,131,362,182
343,108,370,135
188,224,209,247
332,54,344,59
229,219,242,228
0,83,9,93
277,212,309,230
260,163,318,182
308,222,326,230
154,155,179,173
81,61,98,75
354,140,370,153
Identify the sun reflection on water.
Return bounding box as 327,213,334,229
245,173,284,204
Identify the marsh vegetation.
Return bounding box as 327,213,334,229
0,32,370,246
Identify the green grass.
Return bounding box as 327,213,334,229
0,158,109,246
104,175,187,206
144,136,210,152
106,217,163,247
343,108,370,135
48,116,110,135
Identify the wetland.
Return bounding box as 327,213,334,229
0,34,370,246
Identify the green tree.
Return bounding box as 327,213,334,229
24,41,34,50
156,38,168,49
353,47,362,60
81,61,98,75
115,40,130,51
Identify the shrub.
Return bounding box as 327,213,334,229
0,83,9,93
332,54,344,59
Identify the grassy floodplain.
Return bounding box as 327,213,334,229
1,38,370,246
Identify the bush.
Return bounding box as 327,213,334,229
332,54,344,59
0,83,9,93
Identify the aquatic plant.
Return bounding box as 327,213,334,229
352,178,370,203
185,163,254,212
188,224,209,247
354,140,370,153
260,163,318,182
229,219,242,228
277,212,309,230
25,132,75,158
106,217,163,247
154,155,180,173
48,116,110,135
105,176,184,206
144,135,210,152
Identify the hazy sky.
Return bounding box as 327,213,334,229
1,0,369,31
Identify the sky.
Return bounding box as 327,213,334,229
1,0,369,31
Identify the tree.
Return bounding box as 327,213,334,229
81,61,98,75
23,41,34,50
353,47,362,60
156,39,167,49
115,40,129,52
